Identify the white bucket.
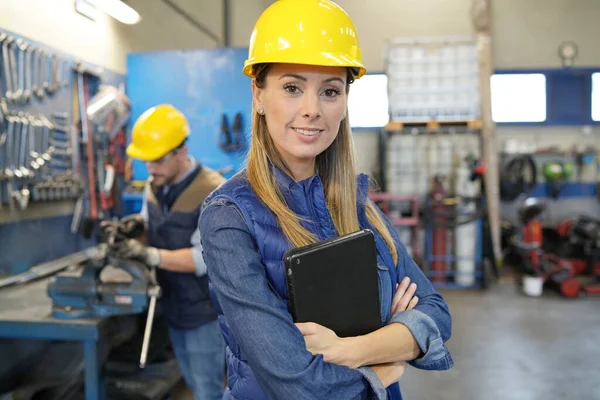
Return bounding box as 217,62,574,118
523,276,544,297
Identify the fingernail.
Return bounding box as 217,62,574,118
402,277,410,284
410,283,417,289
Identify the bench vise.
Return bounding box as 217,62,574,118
47,248,159,319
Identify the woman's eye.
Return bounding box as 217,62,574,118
323,88,341,98
284,85,300,94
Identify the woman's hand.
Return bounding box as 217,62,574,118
371,361,409,387
391,277,418,315
296,322,360,368
296,277,419,370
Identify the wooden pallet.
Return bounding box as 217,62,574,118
385,119,482,131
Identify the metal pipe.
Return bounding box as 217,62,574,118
163,0,221,45
139,285,160,368
0,246,103,289
223,0,231,47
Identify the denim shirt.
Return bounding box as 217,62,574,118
199,171,453,400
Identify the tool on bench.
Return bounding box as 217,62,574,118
0,246,103,289
47,216,161,368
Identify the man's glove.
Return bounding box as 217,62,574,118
119,214,146,238
114,239,161,268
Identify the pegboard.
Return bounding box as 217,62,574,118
126,48,253,181
0,28,126,275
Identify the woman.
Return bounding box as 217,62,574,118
199,1,453,399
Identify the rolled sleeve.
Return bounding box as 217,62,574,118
190,228,207,276
388,309,452,370
140,192,149,224
199,198,385,400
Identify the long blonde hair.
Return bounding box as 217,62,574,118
246,64,398,265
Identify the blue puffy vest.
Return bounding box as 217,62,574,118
203,167,401,399
146,164,226,329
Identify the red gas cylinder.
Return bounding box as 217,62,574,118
430,176,447,283
522,220,543,271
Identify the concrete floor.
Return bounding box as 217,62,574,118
174,279,600,400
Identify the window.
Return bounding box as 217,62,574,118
348,74,389,128
592,73,600,121
490,74,547,123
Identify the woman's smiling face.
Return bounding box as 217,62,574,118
253,63,348,179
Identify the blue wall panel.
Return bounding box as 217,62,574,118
126,48,253,181
0,215,94,275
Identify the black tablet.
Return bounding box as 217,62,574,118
284,229,382,338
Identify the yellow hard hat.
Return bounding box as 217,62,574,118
243,0,366,79
126,104,190,162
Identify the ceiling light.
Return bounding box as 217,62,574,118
87,0,141,25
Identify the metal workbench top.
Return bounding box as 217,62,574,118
0,277,107,340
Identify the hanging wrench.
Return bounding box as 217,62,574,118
62,58,70,86
38,49,48,99
10,39,22,102
39,114,53,154
46,53,58,94
42,51,51,94
2,36,15,102
26,117,40,171
52,54,60,93
18,114,32,178
8,115,23,179
0,34,11,101
5,115,16,213
56,57,63,91
0,115,6,210
22,43,33,103
49,158,71,169
31,47,44,100
5,116,15,176
49,138,70,149
49,147,72,157
29,117,47,168
16,39,27,104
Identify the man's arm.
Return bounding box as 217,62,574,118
156,229,206,274
126,239,200,274
156,248,197,273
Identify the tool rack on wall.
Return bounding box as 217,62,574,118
0,29,126,274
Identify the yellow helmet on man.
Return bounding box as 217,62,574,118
126,104,190,162
243,0,366,79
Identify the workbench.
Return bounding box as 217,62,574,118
0,278,112,400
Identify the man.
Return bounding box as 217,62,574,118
119,104,226,400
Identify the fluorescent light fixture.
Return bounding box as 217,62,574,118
87,0,141,25
490,74,547,123
592,73,600,122
348,74,390,128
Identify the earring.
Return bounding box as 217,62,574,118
257,107,265,115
